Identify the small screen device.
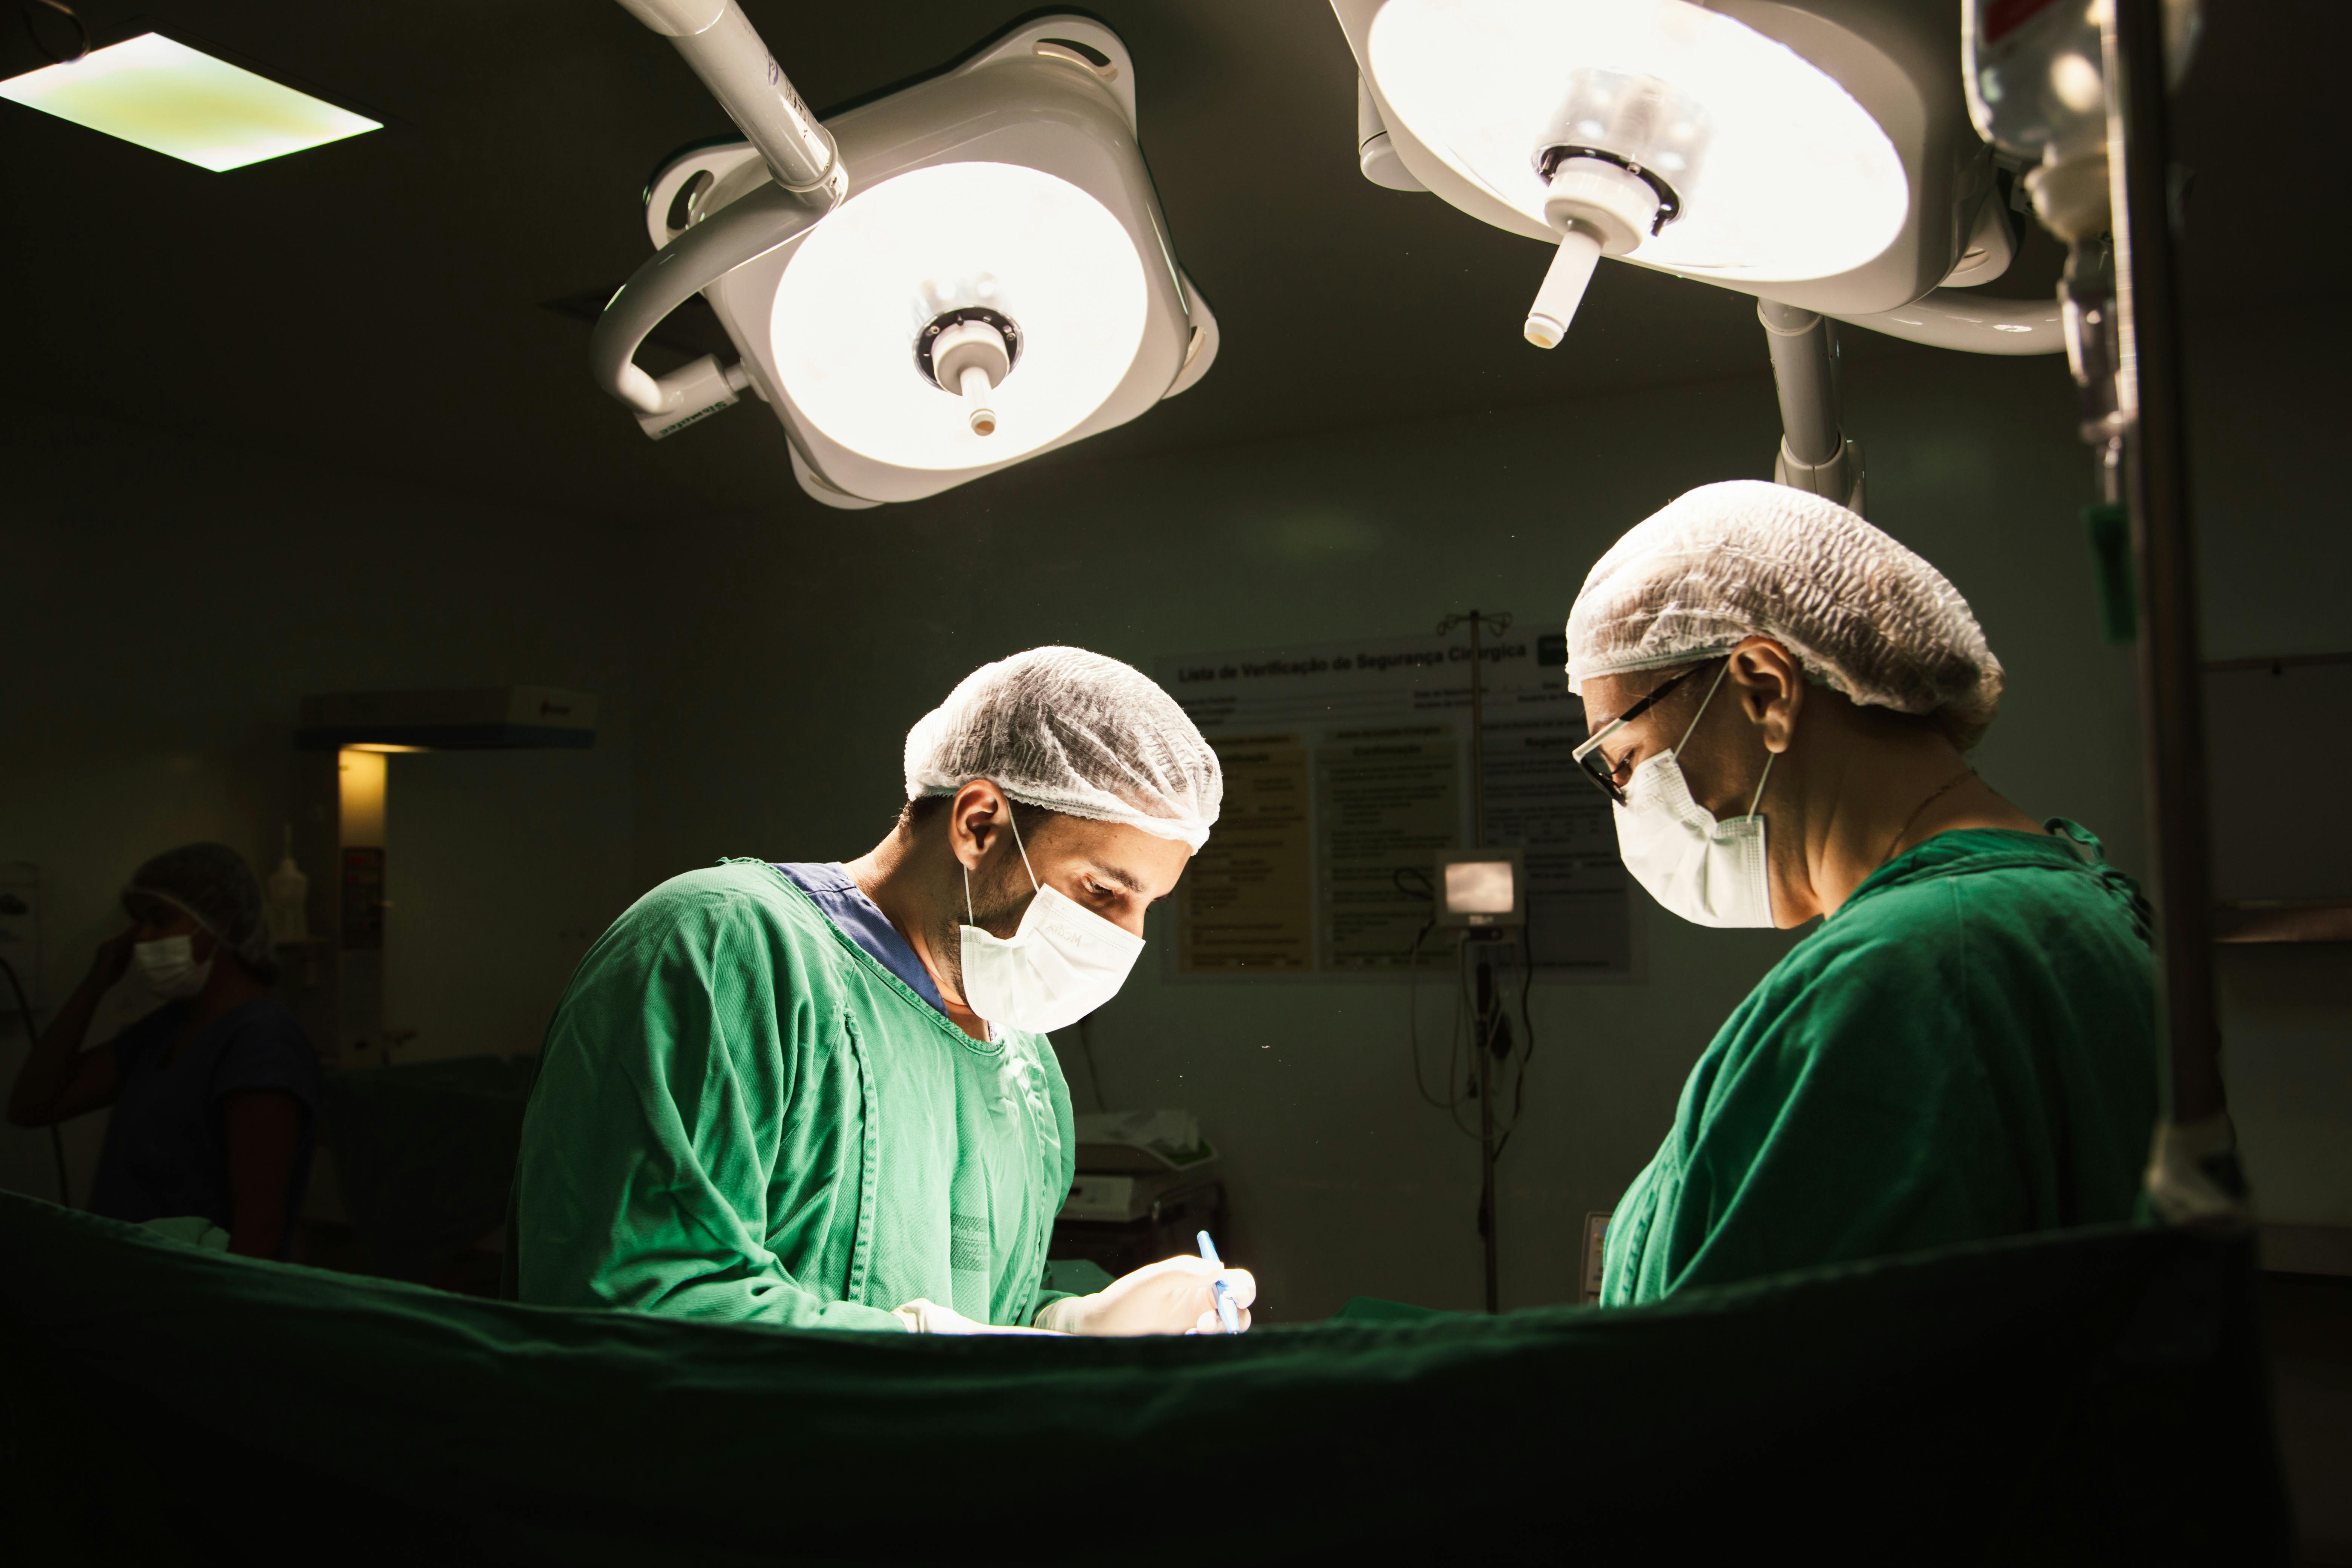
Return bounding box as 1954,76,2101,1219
1435,848,1526,928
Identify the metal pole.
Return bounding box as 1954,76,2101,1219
2104,0,2224,1129
1757,301,1841,466
1439,605,1509,1308
1466,611,1500,1312
614,0,844,205
1476,954,1499,1314
1467,611,1488,845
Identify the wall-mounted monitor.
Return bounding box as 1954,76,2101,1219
1436,848,1525,928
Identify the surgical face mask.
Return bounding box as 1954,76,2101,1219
133,934,213,999
957,813,1145,1035
1611,663,1778,929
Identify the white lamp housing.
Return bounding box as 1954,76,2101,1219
1336,0,2063,356
626,15,1216,508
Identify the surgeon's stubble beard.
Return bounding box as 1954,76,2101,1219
933,850,1035,1008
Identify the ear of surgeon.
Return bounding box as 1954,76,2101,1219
848,780,1191,1043
1580,636,2038,927
944,780,1191,942
1567,481,2037,926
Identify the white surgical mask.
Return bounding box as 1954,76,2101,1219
133,934,213,999
1612,662,1778,929
957,813,1145,1035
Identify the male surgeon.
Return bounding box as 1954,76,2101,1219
1566,482,2157,1305
510,647,1253,1335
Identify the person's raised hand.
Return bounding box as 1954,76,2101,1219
1036,1254,1255,1336
87,929,136,992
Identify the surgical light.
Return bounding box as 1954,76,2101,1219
770,162,1149,472
594,5,1216,508
1337,0,2066,358
1366,0,1908,347
0,33,378,171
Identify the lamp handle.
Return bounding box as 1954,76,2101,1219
589,183,825,417
598,0,847,421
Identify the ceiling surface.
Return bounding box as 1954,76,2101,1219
0,1,2302,521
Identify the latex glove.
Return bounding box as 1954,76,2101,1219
1033,1255,1256,1337
891,1299,1065,1335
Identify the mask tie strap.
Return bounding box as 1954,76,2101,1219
963,863,975,925
1745,750,1776,820
1005,803,1040,892
1677,660,1735,754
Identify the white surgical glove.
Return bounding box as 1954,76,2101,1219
891,1299,1066,1335
1032,1255,1256,1336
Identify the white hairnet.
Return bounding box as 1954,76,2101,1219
904,647,1223,850
1567,481,2004,744
123,842,276,970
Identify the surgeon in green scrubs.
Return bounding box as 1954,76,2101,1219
511,647,1253,1335
1564,482,2158,1306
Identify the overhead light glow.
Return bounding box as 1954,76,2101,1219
1367,0,1908,283
0,33,379,172
772,162,1149,472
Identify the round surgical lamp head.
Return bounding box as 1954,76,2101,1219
1366,0,1909,347
772,162,1148,471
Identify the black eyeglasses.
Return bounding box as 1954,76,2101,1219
1571,662,1716,804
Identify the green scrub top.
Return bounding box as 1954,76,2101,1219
511,860,1076,1331
1601,821,2158,1307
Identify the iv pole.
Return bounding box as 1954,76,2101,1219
1438,606,1513,1312
2103,0,2243,1223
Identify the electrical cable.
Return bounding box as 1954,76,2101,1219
1441,935,1483,1140
0,952,69,1206
1406,919,1468,1112
1511,906,1536,1121
21,0,86,63
1485,917,1540,1160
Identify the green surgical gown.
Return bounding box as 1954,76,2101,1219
511,860,1075,1330
1601,821,2158,1307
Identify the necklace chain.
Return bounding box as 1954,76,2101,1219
1881,768,1977,869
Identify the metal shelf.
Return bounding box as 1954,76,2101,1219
2214,902,2352,944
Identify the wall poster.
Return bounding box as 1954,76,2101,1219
1157,627,1633,979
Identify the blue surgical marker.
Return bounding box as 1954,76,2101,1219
1196,1230,1243,1335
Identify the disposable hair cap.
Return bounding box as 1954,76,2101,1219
122,842,278,969
1567,481,2004,746
905,646,1223,851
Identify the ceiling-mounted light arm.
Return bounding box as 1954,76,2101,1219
598,0,849,427
1759,299,1864,514
1824,288,2066,355
614,0,846,207
590,182,825,417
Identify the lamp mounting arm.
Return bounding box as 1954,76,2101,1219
599,0,852,428
1758,300,1865,515
614,0,846,205
590,182,824,418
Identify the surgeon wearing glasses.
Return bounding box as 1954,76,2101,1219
1566,482,2158,1306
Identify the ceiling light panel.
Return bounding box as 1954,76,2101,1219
0,33,378,171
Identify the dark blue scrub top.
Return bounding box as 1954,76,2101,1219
772,862,949,1016
89,997,322,1258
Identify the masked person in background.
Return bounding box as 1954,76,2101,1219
8,844,320,1259
510,647,1253,1335
1566,482,2157,1306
